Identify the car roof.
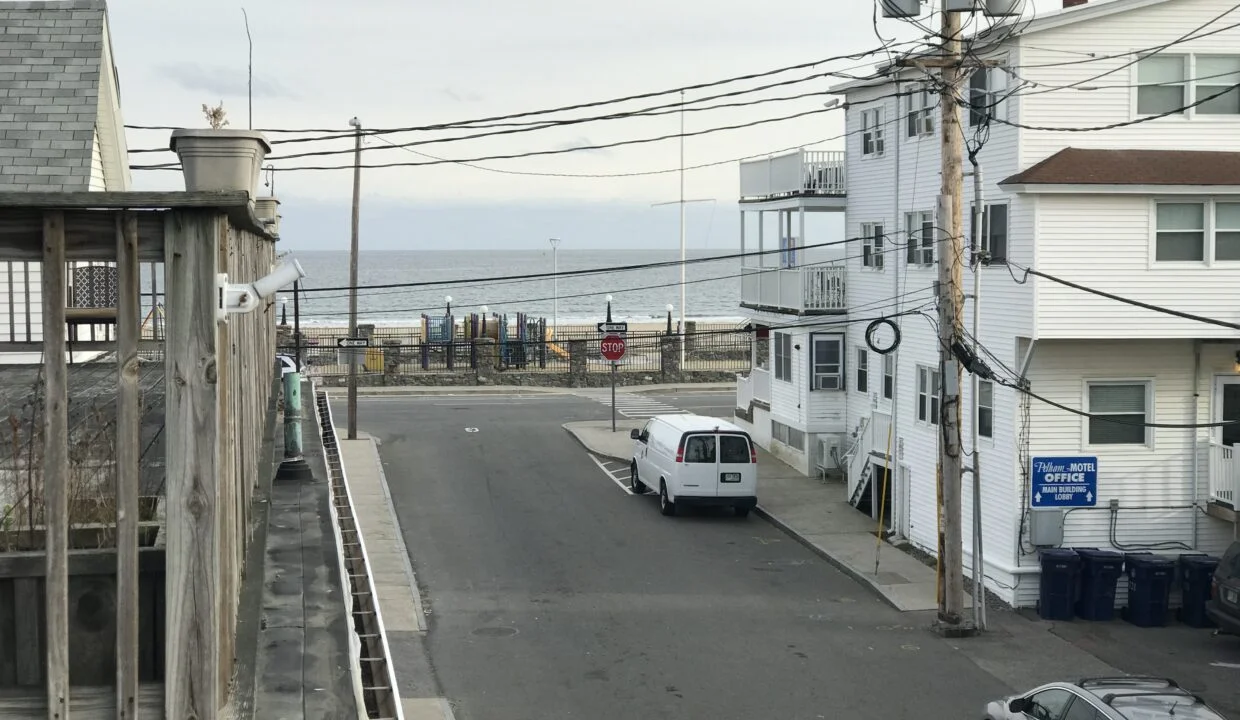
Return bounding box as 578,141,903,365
1062,678,1224,720
649,414,749,436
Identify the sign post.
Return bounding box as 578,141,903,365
600,332,627,432
1030,456,1099,507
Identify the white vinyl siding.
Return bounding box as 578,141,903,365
88,128,106,191
861,222,885,268
1086,381,1152,447
810,334,844,391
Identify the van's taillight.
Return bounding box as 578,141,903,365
749,443,757,463
675,439,685,463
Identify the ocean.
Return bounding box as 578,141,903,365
285,249,746,326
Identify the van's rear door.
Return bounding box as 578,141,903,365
679,433,718,497
716,432,755,497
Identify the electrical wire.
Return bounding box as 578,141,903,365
992,377,1240,428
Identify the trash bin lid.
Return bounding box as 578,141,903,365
1180,554,1220,568
1075,547,1122,560
1040,548,1081,564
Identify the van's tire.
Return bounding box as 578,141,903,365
734,506,750,518
630,463,646,494
659,481,676,516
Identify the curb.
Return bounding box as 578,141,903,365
562,424,629,464
753,505,904,613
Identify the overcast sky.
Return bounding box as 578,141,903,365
106,0,1068,250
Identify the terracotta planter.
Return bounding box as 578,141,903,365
170,129,272,195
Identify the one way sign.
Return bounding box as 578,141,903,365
1030,456,1098,508
597,321,628,333
336,337,369,348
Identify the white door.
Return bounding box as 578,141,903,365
717,433,755,498
678,433,718,498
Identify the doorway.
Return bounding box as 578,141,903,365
1217,376,1240,448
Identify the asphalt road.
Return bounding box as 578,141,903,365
339,391,1014,720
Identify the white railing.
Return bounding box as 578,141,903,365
741,265,847,312
739,149,846,199
846,412,893,501
1209,441,1238,507
736,373,753,411
735,367,770,411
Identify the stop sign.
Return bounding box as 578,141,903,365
600,333,626,362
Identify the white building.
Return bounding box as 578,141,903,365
733,0,1240,607
0,0,132,357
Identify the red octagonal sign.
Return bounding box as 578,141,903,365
600,333,626,362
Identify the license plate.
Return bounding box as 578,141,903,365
722,472,741,483
1226,588,1238,605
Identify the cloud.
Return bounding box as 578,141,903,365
439,87,483,103
155,62,295,100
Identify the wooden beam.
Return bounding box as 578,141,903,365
0,191,251,209
215,217,236,702
162,211,222,720
0,683,164,719
42,210,71,719
0,340,163,353
0,210,165,262
116,212,141,720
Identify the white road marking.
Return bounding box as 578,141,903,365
574,390,688,418
589,453,634,495
1210,662,1240,669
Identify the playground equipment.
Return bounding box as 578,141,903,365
421,311,551,370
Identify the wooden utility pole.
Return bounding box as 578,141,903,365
347,117,362,440
936,8,967,632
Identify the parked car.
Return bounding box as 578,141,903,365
628,414,757,518
985,677,1225,719
1206,540,1240,635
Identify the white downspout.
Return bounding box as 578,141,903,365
1192,339,1201,548
889,80,904,537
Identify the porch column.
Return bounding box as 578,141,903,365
798,205,806,266
757,210,764,266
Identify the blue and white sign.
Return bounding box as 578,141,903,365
1031,456,1098,508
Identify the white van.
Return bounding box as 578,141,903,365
628,414,758,518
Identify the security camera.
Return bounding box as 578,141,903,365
217,258,307,321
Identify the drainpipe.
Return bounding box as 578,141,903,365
889,79,904,534
1192,339,1201,548
968,153,986,630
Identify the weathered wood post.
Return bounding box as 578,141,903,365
116,211,141,718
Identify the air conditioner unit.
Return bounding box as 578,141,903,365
983,0,1022,16
879,0,921,18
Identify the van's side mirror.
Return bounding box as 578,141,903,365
630,429,641,440
1008,698,1030,714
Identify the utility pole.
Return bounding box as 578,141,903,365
347,117,362,440
678,90,686,367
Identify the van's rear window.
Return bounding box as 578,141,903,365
720,435,750,463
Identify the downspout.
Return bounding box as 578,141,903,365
1192,339,1202,548
889,78,904,535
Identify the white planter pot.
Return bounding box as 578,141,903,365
170,129,272,195
254,196,281,235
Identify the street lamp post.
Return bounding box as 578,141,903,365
666,304,674,335
481,305,489,335
445,295,452,316
549,238,561,333
605,294,613,323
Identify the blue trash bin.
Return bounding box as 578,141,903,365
1123,553,1175,627
1038,549,1082,621
1178,554,1220,628
1074,547,1124,621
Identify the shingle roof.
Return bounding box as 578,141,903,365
1000,147,1240,187
0,0,107,192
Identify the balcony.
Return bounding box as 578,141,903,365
736,366,771,410
739,149,846,201
740,265,847,315
1209,441,1238,515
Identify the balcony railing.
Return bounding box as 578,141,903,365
1209,441,1238,508
736,367,771,410
739,149,846,200
740,265,846,313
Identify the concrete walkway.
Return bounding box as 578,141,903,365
563,418,955,613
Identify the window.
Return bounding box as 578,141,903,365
774,332,792,382
970,203,1008,264
977,380,994,438
638,420,652,443
861,222,885,268
1137,54,1240,116
862,107,885,156
968,67,1006,126
906,86,934,137
856,347,869,393
683,435,716,463
1062,697,1106,720
811,334,844,391
771,420,806,451
905,211,935,265
1024,689,1076,720
883,354,894,400
917,365,941,425
1137,54,1187,115
1156,202,1205,261
1087,382,1150,446
1217,202,1240,261
1197,55,1240,115
719,435,751,464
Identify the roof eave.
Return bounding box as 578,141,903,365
1000,182,1240,195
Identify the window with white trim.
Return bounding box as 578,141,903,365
907,86,934,137
773,332,792,382
1086,381,1150,446
811,334,844,391
883,354,894,400
862,107,885,156
905,211,934,265
856,347,869,394
977,380,993,439
861,222,885,268
1136,54,1240,116
969,202,1008,264
1155,200,1240,263
968,67,1007,126
917,365,941,425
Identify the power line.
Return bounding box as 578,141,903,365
994,377,1240,428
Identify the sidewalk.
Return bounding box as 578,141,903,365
563,418,950,613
